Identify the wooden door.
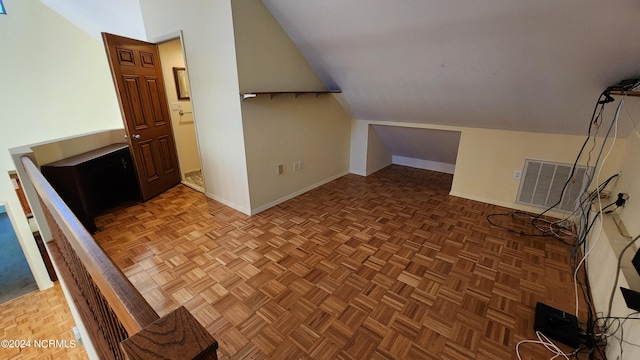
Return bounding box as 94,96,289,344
102,33,180,201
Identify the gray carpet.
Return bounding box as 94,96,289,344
0,211,38,304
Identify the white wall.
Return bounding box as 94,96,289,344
157,39,201,179
586,127,640,359
452,127,624,213
0,0,129,291
349,120,369,176
351,119,625,217
366,126,392,175
232,0,328,93
613,132,640,237
372,125,461,174
140,0,251,214
232,0,351,213
39,0,146,40
392,156,456,174
1,4,133,356
242,96,351,213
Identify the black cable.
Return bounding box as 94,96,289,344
578,255,601,357
533,91,609,221
594,312,640,358
486,174,616,247
562,174,618,251
607,233,640,320
485,90,625,358
486,212,552,236
486,212,577,245
569,96,626,357
597,312,640,330
487,91,617,246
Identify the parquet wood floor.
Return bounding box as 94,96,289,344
93,165,594,359
0,283,87,359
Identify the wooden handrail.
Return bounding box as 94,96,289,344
21,155,218,359
23,155,159,334
121,306,219,360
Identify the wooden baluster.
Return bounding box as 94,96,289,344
21,156,218,360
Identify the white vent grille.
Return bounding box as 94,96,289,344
516,159,589,212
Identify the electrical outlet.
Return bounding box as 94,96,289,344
294,160,303,171
514,170,522,180
72,327,83,345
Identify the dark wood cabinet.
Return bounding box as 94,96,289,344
41,143,140,233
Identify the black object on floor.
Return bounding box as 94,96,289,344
534,302,580,349
621,287,640,312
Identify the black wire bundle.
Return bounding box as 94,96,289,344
486,88,634,358
486,90,618,245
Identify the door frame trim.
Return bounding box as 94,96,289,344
0,200,52,291
151,30,205,193
148,30,182,44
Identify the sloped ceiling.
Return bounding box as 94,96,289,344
263,0,640,136
372,126,460,164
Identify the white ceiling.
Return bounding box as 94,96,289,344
39,0,146,40
263,0,640,136
38,0,640,165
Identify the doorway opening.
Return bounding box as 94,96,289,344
0,204,38,304
157,38,204,193
103,32,204,198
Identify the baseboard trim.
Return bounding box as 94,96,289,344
392,156,455,174
204,192,251,216
250,171,349,215
449,190,566,219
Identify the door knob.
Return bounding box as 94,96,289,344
131,134,141,140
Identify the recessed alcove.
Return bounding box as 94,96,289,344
367,125,461,179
